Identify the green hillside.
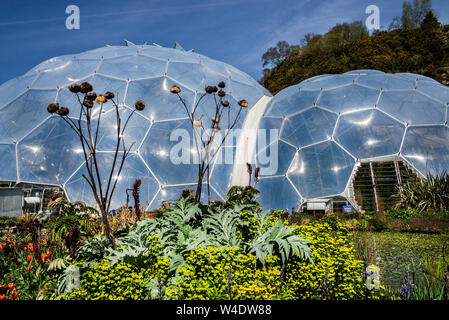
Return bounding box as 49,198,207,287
261,11,449,94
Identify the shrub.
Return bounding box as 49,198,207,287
385,208,418,220
165,247,284,300
52,260,151,300
284,214,387,300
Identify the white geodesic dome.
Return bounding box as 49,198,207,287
0,43,270,210
254,70,449,211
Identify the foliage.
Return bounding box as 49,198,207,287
52,260,151,300
283,214,387,299
223,186,261,210
385,208,418,220
261,9,448,94
395,171,449,214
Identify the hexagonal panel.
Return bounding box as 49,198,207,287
167,61,226,92
334,109,405,159
125,77,195,121
378,90,446,125
264,87,320,117
318,84,380,114
98,54,166,80
356,74,416,90
256,139,296,177
416,80,449,105
0,89,57,142
31,59,99,89
18,117,85,185
287,141,355,199
256,177,301,211
401,125,449,176
139,119,197,185
299,74,358,90
281,107,337,147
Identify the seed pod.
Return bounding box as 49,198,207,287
217,90,226,97
69,84,81,93
47,103,59,113
211,86,218,93
83,100,94,108
238,100,248,108
85,92,97,101
221,100,230,107
170,85,181,94
80,82,93,93
205,86,214,94
104,91,114,99
212,116,220,123
95,95,107,104
57,107,70,116
193,119,202,127
135,100,146,111
218,81,226,88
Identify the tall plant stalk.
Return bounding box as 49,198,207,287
46,82,146,249
170,82,248,203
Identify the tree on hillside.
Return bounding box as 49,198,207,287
261,41,292,69
389,0,432,30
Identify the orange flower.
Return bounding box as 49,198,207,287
7,283,15,292
0,284,5,290
26,255,32,262
27,243,34,252
17,243,22,248
25,265,33,272
0,244,4,251
41,251,51,262
41,240,46,246
0,294,5,301
10,290,19,300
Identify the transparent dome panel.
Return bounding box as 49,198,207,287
300,74,358,90
0,144,17,181
0,89,57,142
95,107,150,152
64,153,159,210
416,81,449,105
402,126,449,176
378,90,446,125
229,80,265,108
125,77,195,121
79,46,138,60
139,118,197,185
256,177,301,211
281,107,337,147
0,73,39,107
140,46,199,63
256,139,296,176
317,84,380,114
31,59,99,89
98,54,167,80
287,141,354,199
167,61,226,92
356,74,415,90
265,88,320,117
334,109,405,159
18,117,85,185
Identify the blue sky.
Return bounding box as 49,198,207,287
0,0,448,84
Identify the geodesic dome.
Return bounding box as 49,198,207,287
0,43,270,210
255,70,449,211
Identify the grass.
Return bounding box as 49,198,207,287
353,231,449,290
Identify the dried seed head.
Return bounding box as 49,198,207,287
47,103,59,114
212,116,220,123
85,92,97,101
104,91,114,100
205,86,214,94
96,95,107,104
80,82,93,93
170,85,181,94
135,100,146,111
217,90,226,97
193,119,202,127
212,86,218,93
83,100,94,108
221,100,230,107
69,84,81,93
218,81,226,88
57,107,70,116
238,100,248,108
